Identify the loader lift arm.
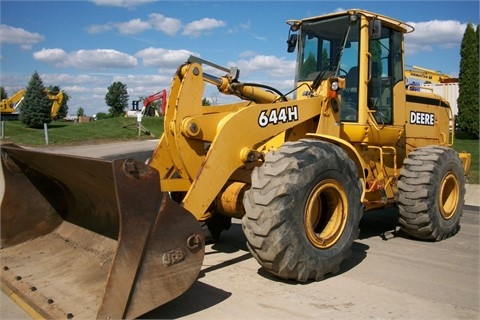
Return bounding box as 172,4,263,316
149,56,343,221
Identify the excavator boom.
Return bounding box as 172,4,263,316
0,89,64,120
405,65,454,83
0,90,26,120
48,91,64,119
142,89,167,117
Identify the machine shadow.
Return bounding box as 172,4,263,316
358,206,400,240
141,280,232,319
211,221,249,252
144,208,404,318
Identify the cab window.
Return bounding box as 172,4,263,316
368,26,403,124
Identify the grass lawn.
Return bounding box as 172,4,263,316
453,131,479,184
0,117,164,146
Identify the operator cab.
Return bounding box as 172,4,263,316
287,10,408,126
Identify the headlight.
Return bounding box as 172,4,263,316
331,81,339,91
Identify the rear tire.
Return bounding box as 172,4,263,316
397,146,465,240
242,139,362,282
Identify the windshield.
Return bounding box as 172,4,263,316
298,15,360,82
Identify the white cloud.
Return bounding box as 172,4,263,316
33,48,138,69
135,47,197,67
89,0,155,8
86,14,181,36
115,18,151,35
33,48,68,64
70,50,138,69
86,23,113,34
238,51,258,58
41,73,104,86
0,76,28,96
249,33,267,42
112,74,172,98
148,13,182,36
62,85,94,94
0,24,44,49
182,18,226,37
405,20,467,54
86,15,224,38
227,21,251,34
231,55,295,78
87,19,151,36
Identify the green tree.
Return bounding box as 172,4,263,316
105,82,129,117
77,107,85,117
202,98,211,106
321,48,329,69
457,23,479,138
369,40,383,76
19,71,51,128
0,87,7,100
300,52,317,79
95,112,108,120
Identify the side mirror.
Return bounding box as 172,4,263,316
287,34,297,53
369,20,382,40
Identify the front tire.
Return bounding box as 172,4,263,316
397,146,465,240
242,139,363,282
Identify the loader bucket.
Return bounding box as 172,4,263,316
0,144,204,319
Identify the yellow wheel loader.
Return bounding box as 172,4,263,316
1,9,471,319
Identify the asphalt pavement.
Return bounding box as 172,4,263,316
465,183,480,207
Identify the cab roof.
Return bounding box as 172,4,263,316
288,9,415,34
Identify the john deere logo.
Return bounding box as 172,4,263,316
410,111,434,126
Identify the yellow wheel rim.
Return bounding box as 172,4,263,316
304,179,348,249
439,172,459,220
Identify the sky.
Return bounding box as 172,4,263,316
1,0,479,117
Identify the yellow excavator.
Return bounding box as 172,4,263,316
1,9,471,319
0,89,26,120
405,65,455,84
0,89,64,120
